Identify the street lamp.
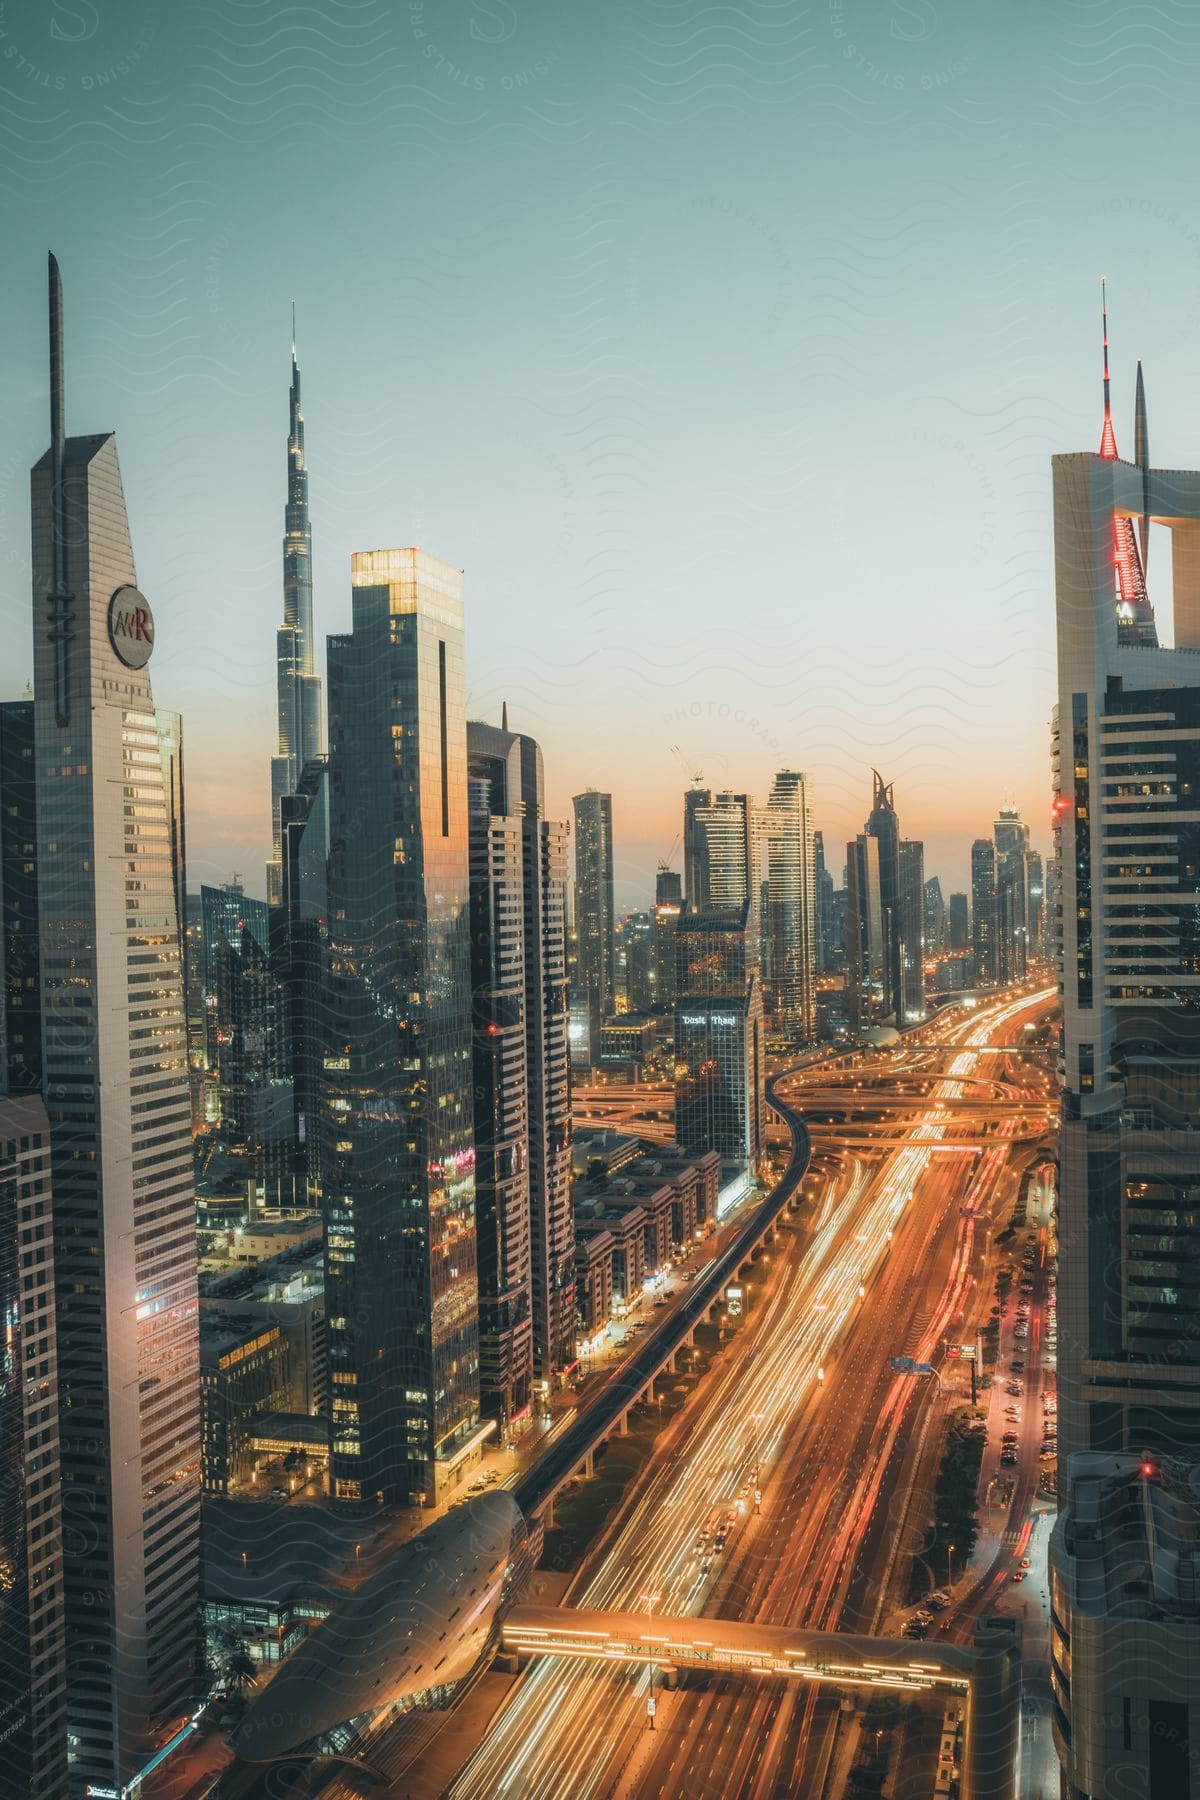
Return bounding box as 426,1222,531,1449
947,1542,956,1587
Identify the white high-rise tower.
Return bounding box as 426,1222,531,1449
31,256,200,1790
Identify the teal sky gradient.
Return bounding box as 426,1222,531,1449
3,0,1200,903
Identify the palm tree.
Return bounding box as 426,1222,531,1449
223,1641,258,1699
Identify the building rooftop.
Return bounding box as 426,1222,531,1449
1055,1452,1200,1622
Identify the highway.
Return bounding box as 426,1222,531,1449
436,985,1056,1800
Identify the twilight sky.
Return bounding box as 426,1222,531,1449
3,0,1199,906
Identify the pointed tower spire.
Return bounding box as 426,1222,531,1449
1099,278,1118,459
501,700,508,732
1135,358,1151,573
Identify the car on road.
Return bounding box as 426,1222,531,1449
1011,1570,1027,1582
1020,1557,1032,1569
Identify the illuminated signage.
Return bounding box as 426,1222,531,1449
680,1013,737,1027
108,584,155,669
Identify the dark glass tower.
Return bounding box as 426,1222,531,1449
323,549,479,1506
268,322,323,905
571,790,615,1063
674,903,763,1172
970,837,998,983
865,770,903,1024
898,838,925,1022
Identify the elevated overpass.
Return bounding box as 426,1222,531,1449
511,1071,813,1521
502,1604,1021,1800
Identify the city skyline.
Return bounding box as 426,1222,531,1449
10,9,1199,902
4,11,1199,1797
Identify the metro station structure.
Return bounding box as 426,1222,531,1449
230,1489,1021,1800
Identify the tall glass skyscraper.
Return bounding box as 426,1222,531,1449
762,770,816,1040
865,771,903,1024
571,789,615,1064
31,256,200,1788
970,836,998,984
674,904,763,1172
323,549,480,1506
268,326,323,905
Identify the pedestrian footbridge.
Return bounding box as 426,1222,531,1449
501,1604,1020,1800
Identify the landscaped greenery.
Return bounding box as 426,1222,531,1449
907,1407,985,1602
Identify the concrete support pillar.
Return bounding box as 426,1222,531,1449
583,1449,595,1479
646,1378,656,1404
617,1411,629,1436
665,1351,677,1374
544,1495,555,1530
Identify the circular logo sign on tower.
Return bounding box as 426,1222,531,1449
108,585,155,668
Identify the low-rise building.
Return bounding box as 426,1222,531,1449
200,1317,290,1496
201,1246,326,1418
574,1230,615,1342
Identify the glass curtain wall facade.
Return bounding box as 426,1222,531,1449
865,771,903,1023
971,837,998,983
323,549,478,1507
674,905,763,1170
899,838,925,1022
763,771,816,1041
571,790,615,1064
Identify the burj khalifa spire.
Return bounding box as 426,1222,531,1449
268,309,323,903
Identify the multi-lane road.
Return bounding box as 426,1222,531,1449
430,985,1057,1800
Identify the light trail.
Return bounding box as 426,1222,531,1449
445,990,1055,1800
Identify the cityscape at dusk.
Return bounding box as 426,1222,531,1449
2,5,1200,1800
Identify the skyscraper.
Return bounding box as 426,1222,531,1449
762,770,816,1040
923,873,946,957
898,838,925,1022
994,804,1031,981
970,837,998,984
693,791,753,914
653,868,683,1012
267,321,323,906
0,702,41,1096
571,790,615,1063
845,832,884,1030
0,1094,67,1797
323,548,480,1506
947,890,969,953
469,720,573,1392
268,758,329,1215
1050,301,1200,1797
865,772,903,1023
682,783,711,912
674,903,763,1173
31,257,200,1786
813,829,836,974
468,777,534,1427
